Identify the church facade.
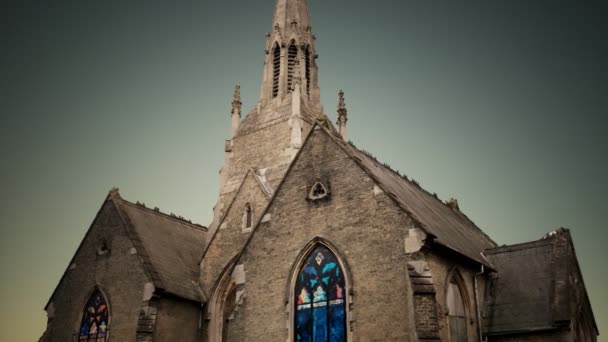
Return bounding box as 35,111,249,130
39,1,598,341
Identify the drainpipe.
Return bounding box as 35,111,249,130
474,265,485,342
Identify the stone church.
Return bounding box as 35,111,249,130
39,1,598,341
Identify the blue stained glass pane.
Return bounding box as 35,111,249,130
329,303,346,341
296,308,312,342
78,290,109,341
313,305,328,341
294,245,346,342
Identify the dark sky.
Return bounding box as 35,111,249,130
1,0,607,340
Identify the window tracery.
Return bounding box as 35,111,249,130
294,245,346,341
308,182,329,200
78,289,109,341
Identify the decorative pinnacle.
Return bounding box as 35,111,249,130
336,90,348,140
338,90,346,111
232,83,242,115
337,90,347,122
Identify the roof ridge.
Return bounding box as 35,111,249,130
119,198,207,231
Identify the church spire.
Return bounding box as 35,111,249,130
260,0,320,107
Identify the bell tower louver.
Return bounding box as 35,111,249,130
260,0,321,106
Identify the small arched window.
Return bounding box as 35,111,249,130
243,203,253,231
287,42,298,92
272,44,280,98
446,274,467,342
294,245,346,341
78,289,109,341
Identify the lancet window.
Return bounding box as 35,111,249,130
446,274,467,342
287,42,298,92
243,203,253,231
305,47,311,95
78,289,109,341
294,245,346,341
272,44,280,98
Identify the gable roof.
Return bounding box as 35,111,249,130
199,168,271,266
111,192,207,303
230,119,496,271
45,189,207,308
318,120,497,267
483,228,598,336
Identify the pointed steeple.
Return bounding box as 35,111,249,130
260,0,320,107
336,90,348,140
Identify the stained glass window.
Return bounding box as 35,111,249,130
295,245,346,342
78,289,109,342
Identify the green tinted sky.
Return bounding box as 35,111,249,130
1,0,607,340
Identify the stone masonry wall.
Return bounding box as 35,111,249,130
153,297,201,342
200,171,270,297
224,128,419,341
41,200,149,341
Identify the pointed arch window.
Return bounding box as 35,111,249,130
304,46,311,95
243,203,253,231
272,44,280,98
78,289,109,341
294,245,346,342
287,42,298,93
446,274,467,342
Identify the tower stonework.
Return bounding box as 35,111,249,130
210,0,325,236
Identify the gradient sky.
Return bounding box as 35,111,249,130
1,0,607,341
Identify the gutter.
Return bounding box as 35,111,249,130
474,265,486,342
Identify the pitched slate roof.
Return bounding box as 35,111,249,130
483,228,598,335
320,121,497,267
111,192,207,302
44,190,208,309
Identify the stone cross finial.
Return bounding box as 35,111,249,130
336,90,348,140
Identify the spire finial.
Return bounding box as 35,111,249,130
336,90,348,140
